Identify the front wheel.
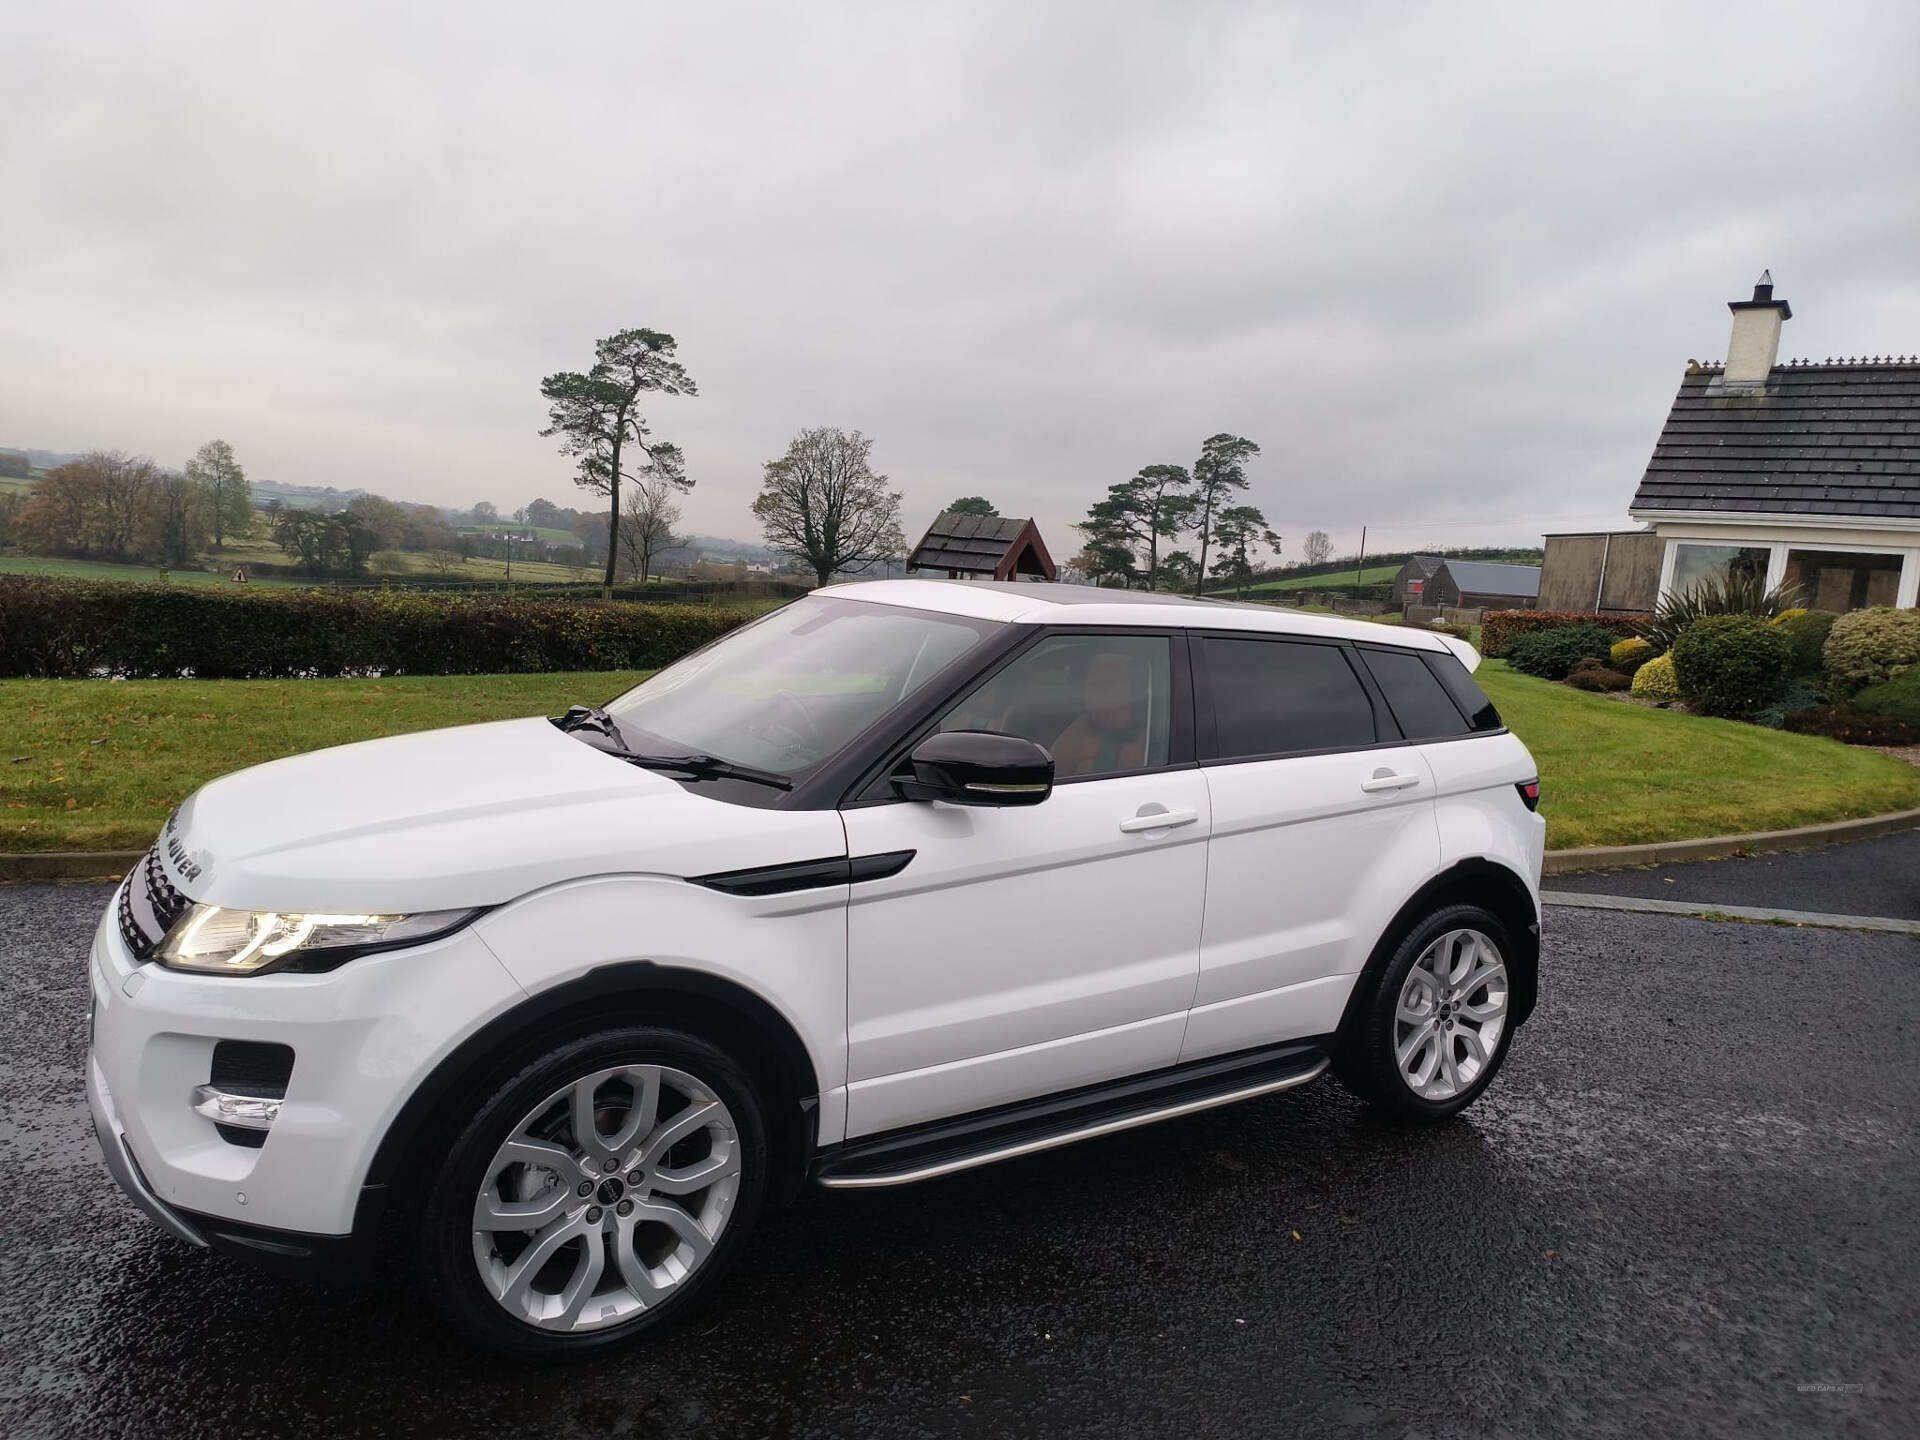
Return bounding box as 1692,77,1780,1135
420,1025,769,1361
1335,904,1517,1122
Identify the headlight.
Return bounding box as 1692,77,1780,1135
154,905,480,975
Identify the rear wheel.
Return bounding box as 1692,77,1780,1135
1336,904,1516,1122
420,1025,769,1360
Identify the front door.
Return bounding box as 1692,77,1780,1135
840,631,1209,1139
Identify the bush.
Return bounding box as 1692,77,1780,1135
0,577,759,678
1669,614,1793,720
1609,636,1654,675
1425,621,1474,642
1506,623,1621,679
1630,652,1680,701
1782,705,1920,747
1638,573,1803,654
1565,663,1630,692
1480,609,1645,659
1753,677,1824,730
1770,607,1808,624
1853,663,1920,728
1823,607,1920,693
1772,609,1838,678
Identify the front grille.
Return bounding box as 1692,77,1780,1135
118,839,194,962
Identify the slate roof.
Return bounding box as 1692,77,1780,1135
907,512,1032,572
1400,554,1445,579
1434,560,1541,598
1629,360,1920,522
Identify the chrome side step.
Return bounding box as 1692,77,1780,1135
816,1043,1330,1190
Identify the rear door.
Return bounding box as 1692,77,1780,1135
1182,633,1441,1063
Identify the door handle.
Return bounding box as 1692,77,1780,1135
1361,770,1421,793
1118,806,1200,833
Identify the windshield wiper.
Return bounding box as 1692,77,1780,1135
617,752,793,791
553,704,628,747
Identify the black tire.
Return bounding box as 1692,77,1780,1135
419,1025,770,1362
1334,903,1517,1123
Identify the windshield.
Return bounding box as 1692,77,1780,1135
602,596,1000,780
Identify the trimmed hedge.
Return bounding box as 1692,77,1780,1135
1507,624,1621,680
1609,636,1654,676
0,577,759,678
1823,607,1920,693
1630,651,1679,702
1853,663,1920,728
1481,609,1645,659
1772,609,1837,678
1670,613,1792,720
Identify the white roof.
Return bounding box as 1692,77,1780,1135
816,579,1473,664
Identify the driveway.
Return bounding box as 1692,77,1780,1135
1551,828,1920,921
1,883,1914,1439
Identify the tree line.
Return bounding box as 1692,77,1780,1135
1,441,252,568
1071,434,1282,595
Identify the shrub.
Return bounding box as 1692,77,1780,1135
0,577,759,678
1630,651,1679,701
1770,607,1808,624
1638,573,1803,654
1822,607,1920,693
1853,663,1920,729
1772,609,1837,678
1753,678,1824,730
1782,705,1920,747
1565,664,1630,692
1669,614,1793,720
1425,621,1474,642
1480,609,1645,659
1609,636,1654,675
1506,623,1620,679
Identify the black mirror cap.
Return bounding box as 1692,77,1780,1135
894,730,1054,807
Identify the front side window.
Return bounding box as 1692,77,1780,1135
1205,637,1377,759
604,597,997,778
940,633,1173,779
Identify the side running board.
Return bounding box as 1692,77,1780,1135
815,1039,1331,1189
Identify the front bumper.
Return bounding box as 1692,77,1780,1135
85,895,526,1245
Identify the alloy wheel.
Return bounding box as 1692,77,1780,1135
470,1064,742,1332
1392,928,1509,1101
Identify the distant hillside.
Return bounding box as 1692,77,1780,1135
0,446,81,473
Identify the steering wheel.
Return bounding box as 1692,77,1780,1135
747,689,824,760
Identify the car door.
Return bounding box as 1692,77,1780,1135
839,629,1209,1139
1180,632,1442,1064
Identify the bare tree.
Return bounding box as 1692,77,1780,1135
752,427,905,588
1302,529,1333,567
619,476,686,583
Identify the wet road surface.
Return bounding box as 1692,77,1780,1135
1550,828,1920,920
2,882,1915,1438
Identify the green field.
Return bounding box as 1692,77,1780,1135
6,661,1918,855
1476,661,1920,850
0,555,303,588
458,523,583,547
0,475,34,497
1236,564,1402,594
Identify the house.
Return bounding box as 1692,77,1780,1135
1537,530,1664,613
906,512,1057,581
1623,273,1920,612
1426,559,1540,610
1390,554,1446,605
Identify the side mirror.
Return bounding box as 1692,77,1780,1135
894,730,1054,807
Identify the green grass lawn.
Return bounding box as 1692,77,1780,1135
5,662,1916,854
0,554,304,588
0,672,646,852
1234,564,1402,595
1477,661,1920,849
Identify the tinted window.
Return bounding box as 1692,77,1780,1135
1424,653,1503,732
1361,647,1471,740
941,634,1173,779
1205,638,1376,758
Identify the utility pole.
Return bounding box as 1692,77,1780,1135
1356,526,1367,586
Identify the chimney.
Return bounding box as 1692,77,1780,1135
1723,269,1791,386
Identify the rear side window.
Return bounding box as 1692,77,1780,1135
1360,647,1472,740
1424,652,1503,732
1205,638,1377,759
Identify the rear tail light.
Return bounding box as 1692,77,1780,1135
1516,779,1540,812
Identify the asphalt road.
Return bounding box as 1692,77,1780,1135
3,882,1915,1439
1551,829,1920,921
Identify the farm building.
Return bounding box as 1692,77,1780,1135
1389,554,1445,605
1425,559,1540,610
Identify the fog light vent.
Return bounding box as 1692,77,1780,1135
201,1041,295,1148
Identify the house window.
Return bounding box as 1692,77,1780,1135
1782,550,1904,612
1669,544,1770,594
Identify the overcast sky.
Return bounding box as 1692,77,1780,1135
5,0,1918,560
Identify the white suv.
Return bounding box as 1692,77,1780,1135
87,580,1544,1358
